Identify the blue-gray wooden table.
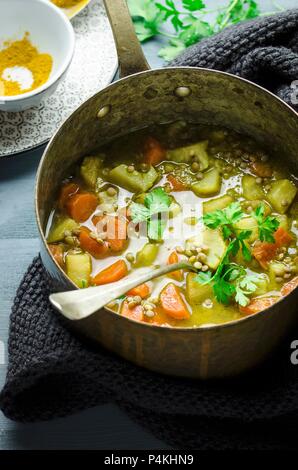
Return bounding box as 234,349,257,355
0,0,296,450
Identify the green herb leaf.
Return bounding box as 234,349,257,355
158,39,186,61
202,201,244,233
213,278,236,304
182,0,206,12
128,0,163,42
240,239,252,261
144,187,171,213
129,0,276,62
195,270,213,285
235,273,261,307
130,203,150,223
147,215,167,240
130,187,171,240
156,0,184,30
252,203,280,243
216,0,260,31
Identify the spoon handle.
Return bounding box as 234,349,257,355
49,262,195,321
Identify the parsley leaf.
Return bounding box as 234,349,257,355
128,0,163,42
202,202,252,260
129,0,276,62
195,251,261,307
213,277,236,304
130,187,171,240
144,187,171,213
182,0,206,12
235,273,262,307
252,204,280,243
202,201,244,235
130,203,150,222
216,0,260,31
156,0,184,31
196,270,213,285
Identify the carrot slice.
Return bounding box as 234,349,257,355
160,283,190,320
92,259,128,285
126,283,151,299
59,182,80,209
107,216,128,252
143,136,166,165
250,161,273,178
66,192,98,222
281,277,298,296
121,301,144,322
239,297,278,315
167,174,187,191
79,227,109,259
253,228,293,269
167,251,184,281
48,244,64,268
92,214,128,252
274,227,293,247
252,242,278,269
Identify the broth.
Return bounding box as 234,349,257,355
46,122,298,327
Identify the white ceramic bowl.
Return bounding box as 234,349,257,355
0,0,75,112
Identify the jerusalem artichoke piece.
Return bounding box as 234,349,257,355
80,155,104,188
167,141,209,169
267,179,297,214
242,175,265,200
109,164,158,193
192,168,222,197
186,228,226,270
47,217,79,243
66,252,92,288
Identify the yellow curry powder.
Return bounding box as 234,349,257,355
51,0,82,7
0,33,53,96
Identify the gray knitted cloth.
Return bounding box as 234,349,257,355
171,8,298,111
1,10,298,449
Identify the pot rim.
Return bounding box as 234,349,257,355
35,66,298,332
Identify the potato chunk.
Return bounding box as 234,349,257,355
109,164,158,193
134,243,159,267
47,217,79,243
167,141,209,169
186,273,213,304
267,179,297,214
234,217,259,243
242,175,265,200
203,194,234,214
80,155,104,188
191,168,222,197
186,228,226,270
66,252,92,288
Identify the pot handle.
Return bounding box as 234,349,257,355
103,0,150,78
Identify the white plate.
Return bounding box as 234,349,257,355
0,0,118,157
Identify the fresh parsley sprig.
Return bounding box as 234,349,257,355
202,201,252,261
235,273,263,307
196,243,261,306
130,187,171,240
128,0,280,61
196,201,280,306
251,204,280,243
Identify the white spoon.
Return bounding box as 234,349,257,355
49,262,196,321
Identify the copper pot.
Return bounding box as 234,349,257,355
35,0,298,379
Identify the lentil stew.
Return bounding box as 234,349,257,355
46,122,298,327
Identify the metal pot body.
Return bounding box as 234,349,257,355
36,67,298,379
